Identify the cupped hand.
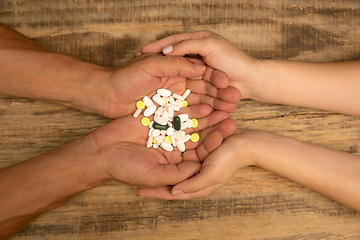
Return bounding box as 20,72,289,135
101,53,240,119
137,130,253,198
90,102,237,188
138,31,258,100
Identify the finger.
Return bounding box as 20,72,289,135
139,54,206,80
187,111,231,134
137,184,220,200
187,80,241,104
183,130,224,162
183,118,237,160
188,93,237,113
178,103,212,120
146,161,201,187
141,31,214,54
203,69,229,89
217,86,242,104
187,79,218,98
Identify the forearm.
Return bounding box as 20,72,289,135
245,60,360,116
0,134,106,239
0,23,110,115
244,132,360,212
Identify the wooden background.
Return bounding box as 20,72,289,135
1,0,360,239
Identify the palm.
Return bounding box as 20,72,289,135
92,104,234,188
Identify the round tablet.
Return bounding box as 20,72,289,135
136,100,146,110
141,117,151,127
192,119,198,128
182,100,188,108
190,133,200,142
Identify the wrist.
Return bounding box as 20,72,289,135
48,54,112,116
237,58,269,100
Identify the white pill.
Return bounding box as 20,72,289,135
170,136,177,147
186,119,193,128
143,96,154,107
153,144,159,149
180,122,188,130
169,96,175,104
175,99,183,108
178,113,189,122
162,96,171,102
160,130,167,135
176,140,186,152
162,112,169,122
154,116,168,125
152,129,161,137
168,106,174,118
182,89,191,99
144,105,157,117
161,142,174,151
168,122,173,127
157,89,172,97
172,93,184,101
154,135,165,143
133,108,142,118
181,134,191,143
148,128,154,136
146,136,153,148
170,104,180,111
155,106,163,116
167,127,175,136
172,131,186,139
149,121,154,129
152,94,166,106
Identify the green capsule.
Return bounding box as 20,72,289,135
153,122,169,130
173,116,181,131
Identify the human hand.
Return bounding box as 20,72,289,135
91,103,237,188
138,31,259,100
100,53,240,119
137,129,255,198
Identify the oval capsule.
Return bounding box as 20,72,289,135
157,89,172,97
173,116,181,131
144,105,157,117
161,142,173,152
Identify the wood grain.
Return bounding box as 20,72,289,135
1,0,360,239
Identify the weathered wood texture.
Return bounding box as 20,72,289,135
1,0,360,239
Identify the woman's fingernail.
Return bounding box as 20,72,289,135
162,45,173,54
194,63,206,70
172,189,184,196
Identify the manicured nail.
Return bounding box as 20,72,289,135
172,189,184,196
194,62,206,70
162,45,173,54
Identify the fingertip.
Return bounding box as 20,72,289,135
217,118,238,138
135,51,143,57
172,189,184,196
218,86,242,103
162,45,173,54
210,69,229,89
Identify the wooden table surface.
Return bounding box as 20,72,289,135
1,0,360,239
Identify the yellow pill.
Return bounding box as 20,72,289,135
182,100,188,108
141,117,151,126
164,136,172,144
152,139,157,144
136,100,146,110
190,133,200,142
192,118,199,128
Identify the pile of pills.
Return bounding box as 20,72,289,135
133,89,199,152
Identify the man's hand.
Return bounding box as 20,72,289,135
101,53,240,119
91,103,237,187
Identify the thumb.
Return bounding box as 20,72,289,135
142,54,206,79
149,160,201,187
